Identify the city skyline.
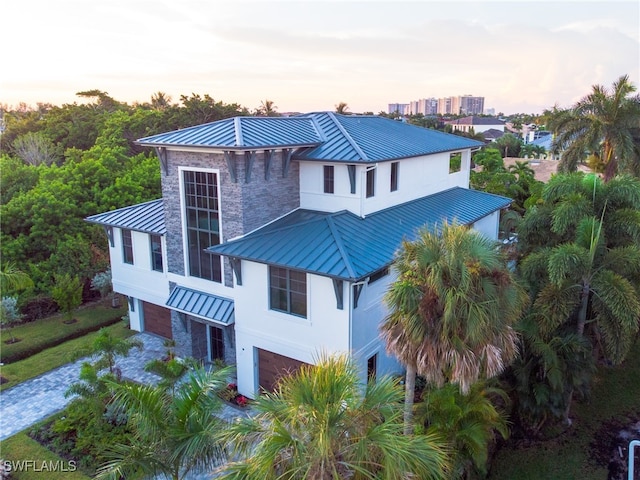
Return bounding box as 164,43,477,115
2,1,639,115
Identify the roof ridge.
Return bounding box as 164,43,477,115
325,216,357,279
326,112,369,161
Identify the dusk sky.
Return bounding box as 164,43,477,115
3,0,639,115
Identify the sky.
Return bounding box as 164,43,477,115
2,0,639,115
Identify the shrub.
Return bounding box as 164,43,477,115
90,269,112,299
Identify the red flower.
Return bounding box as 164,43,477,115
235,395,248,407
227,383,237,391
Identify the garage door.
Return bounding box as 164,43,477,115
258,349,307,393
142,302,173,339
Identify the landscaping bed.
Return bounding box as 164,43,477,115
0,301,126,364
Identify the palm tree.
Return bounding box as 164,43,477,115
0,262,33,293
548,74,640,181
381,222,527,434
335,102,349,114
415,381,510,479
76,327,144,375
216,353,449,480
256,99,280,117
96,365,231,480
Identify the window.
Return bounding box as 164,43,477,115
184,170,222,282
390,162,399,192
269,266,307,317
366,168,375,198
449,152,462,173
323,165,334,194
367,354,377,382
122,229,134,264
150,235,163,272
209,325,225,362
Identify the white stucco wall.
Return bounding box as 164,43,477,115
232,261,350,398
109,228,170,331
298,150,472,216
472,210,500,239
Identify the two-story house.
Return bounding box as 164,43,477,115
86,112,511,398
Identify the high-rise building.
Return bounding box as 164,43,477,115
388,103,409,115
459,95,485,115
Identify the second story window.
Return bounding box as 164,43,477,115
269,266,307,317
150,234,163,272
122,229,134,265
390,162,399,192
184,170,222,282
323,165,334,194
366,168,375,198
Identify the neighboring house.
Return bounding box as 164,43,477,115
482,128,505,143
445,116,505,134
86,112,511,399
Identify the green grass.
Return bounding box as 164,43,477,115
489,340,640,479
1,300,126,363
0,322,134,391
0,432,90,479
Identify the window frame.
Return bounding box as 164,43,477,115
323,165,335,194
390,161,399,192
269,266,307,318
366,168,375,198
122,229,134,265
182,169,222,283
150,234,163,272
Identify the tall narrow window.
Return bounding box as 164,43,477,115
367,353,377,382
184,170,222,282
323,165,334,193
209,325,225,361
122,229,134,264
366,168,375,198
269,266,307,317
150,234,163,272
449,152,462,173
390,162,399,192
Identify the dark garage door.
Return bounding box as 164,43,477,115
142,302,173,339
258,349,307,393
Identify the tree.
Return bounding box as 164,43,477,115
492,133,522,158
0,296,24,342
518,173,640,365
381,222,527,433
415,381,510,479
217,354,449,480
548,74,640,181
12,131,59,166
255,99,280,117
78,327,144,375
51,273,82,323
335,102,349,114
0,262,33,293
96,365,231,480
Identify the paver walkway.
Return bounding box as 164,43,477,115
0,333,253,446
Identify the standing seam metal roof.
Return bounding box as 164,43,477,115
208,187,511,281
85,199,166,235
166,286,234,325
135,112,483,162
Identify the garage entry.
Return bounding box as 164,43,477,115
142,301,173,339
257,349,308,393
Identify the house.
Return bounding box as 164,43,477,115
444,116,505,134
86,112,511,398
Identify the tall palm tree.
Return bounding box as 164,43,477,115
335,102,349,114
548,74,640,181
216,353,449,480
381,222,527,434
96,365,231,480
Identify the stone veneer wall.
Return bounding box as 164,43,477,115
161,149,300,282
161,149,300,355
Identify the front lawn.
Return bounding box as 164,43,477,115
0,300,126,364
1,432,90,480
0,322,133,391
489,340,640,479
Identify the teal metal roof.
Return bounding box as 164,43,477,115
137,117,322,150
296,113,484,162
135,112,483,162
85,200,166,235
166,287,234,325
208,187,510,281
